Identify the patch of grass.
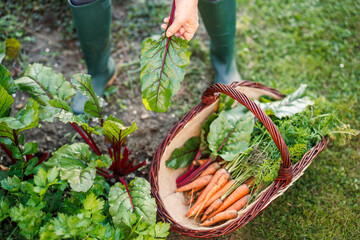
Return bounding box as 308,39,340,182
226,0,360,239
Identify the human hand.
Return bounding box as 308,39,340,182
161,0,199,41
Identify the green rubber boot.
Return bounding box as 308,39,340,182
68,0,115,114
198,0,241,84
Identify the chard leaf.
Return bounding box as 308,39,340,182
15,63,75,121
140,35,190,112
109,178,156,227
0,64,16,94
166,137,200,170
103,119,137,145
71,73,106,118
15,63,75,105
0,85,13,118
47,143,97,192
0,98,39,134
200,113,218,150
0,122,14,142
258,84,314,118
208,106,255,161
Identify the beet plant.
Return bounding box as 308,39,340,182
0,63,170,239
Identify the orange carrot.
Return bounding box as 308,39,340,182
201,199,222,222
201,210,238,227
204,179,234,209
186,168,227,217
196,172,230,215
175,175,212,192
206,183,250,219
192,159,208,167
199,162,220,177
225,194,249,212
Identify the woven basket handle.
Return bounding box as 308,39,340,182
201,83,293,185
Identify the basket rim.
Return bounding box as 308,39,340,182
149,81,330,238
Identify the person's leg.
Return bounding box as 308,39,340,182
198,0,241,84
68,0,116,114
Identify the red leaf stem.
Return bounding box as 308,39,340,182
36,152,49,166
97,171,116,178
120,147,130,169
1,143,16,163
119,177,134,211
123,161,146,175
81,126,101,155
70,123,102,155
96,167,108,174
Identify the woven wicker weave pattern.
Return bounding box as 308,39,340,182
149,81,329,238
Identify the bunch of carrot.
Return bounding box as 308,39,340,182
176,161,253,227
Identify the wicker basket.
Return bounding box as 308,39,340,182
149,81,329,238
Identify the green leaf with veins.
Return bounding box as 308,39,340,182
166,137,200,170
258,84,314,118
200,113,218,150
208,105,255,161
0,98,39,134
15,63,75,105
47,143,97,192
109,178,156,227
48,98,101,135
15,63,76,121
140,35,190,112
0,64,16,94
71,73,106,118
0,85,13,118
103,118,137,145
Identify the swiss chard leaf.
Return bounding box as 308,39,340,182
109,178,156,227
15,63,76,121
166,137,200,170
0,98,39,134
258,84,314,118
103,118,137,145
208,105,255,161
46,143,97,192
0,64,16,94
0,85,13,118
200,113,218,150
140,35,190,112
71,73,106,119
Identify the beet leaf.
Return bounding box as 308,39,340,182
140,1,190,113
208,106,254,161
166,137,200,170
0,64,16,94
109,177,156,227
71,73,106,119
